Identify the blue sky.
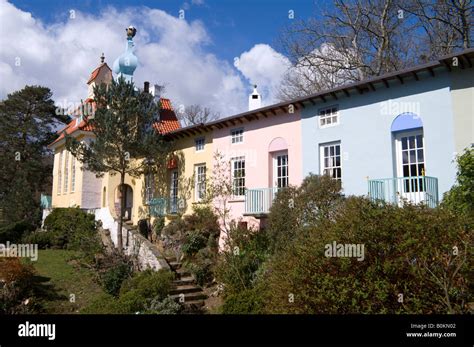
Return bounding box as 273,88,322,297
10,0,320,63
1,0,327,116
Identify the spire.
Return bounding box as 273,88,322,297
112,26,138,83
100,53,105,64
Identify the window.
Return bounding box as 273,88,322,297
194,164,206,201
195,137,205,152
170,170,179,214
320,142,342,180
71,157,76,193
231,128,244,144
145,173,154,203
231,157,245,196
63,151,69,193
273,152,289,188
319,106,339,128
57,151,63,195
397,132,425,193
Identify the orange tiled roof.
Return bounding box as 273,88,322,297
87,63,112,84
50,98,180,146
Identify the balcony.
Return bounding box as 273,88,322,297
147,197,180,217
368,176,439,207
244,187,280,216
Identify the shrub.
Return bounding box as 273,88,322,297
221,287,263,314
101,262,133,297
0,220,36,244
443,148,474,225
138,219,150,239
182,231,208,257
0,258,42,314
144,296,183,314
267,174,343,253
80,293,121,314
260,197,472,314
215,224,269,296
152,217,165,239
21,230,56,249
185,248,215,287
116,270,174,313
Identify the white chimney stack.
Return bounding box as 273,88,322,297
248,84,261,111
149,84,164,100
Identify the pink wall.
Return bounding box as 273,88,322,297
212,109,302,230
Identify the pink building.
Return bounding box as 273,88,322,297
210,86,303,231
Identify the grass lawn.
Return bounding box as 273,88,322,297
24,249,106,314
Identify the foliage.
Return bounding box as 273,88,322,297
184,248,215,287
93,251,134,297
0,258,42,314
37,208,102,262
144,296,183,314
0,220,36,244
267,174,343,253
80,293,121,314
259,197,472,314
65,77,169,252
152,216,165,239
443,148,474,224
215,223,269,296
21,229,56,249
0,85,65,227
116,269,174,313
221,287,263,314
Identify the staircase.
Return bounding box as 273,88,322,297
166,257,207,313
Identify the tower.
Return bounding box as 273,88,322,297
248,84,261,111
112,26,138,83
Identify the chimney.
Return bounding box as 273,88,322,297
150,84,164,100
144,81,150,93
248,84,261,111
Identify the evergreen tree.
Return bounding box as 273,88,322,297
66,78,168,252
0,85,63,226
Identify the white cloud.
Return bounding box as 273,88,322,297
234,44,291,105
0,0,288,117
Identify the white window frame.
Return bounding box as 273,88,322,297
63,151,69,193
145,173,154,203
231,128,244,144
194,164,206,202
57,151,63,195
170,170,179,213
272,151,289,188
395,130,425,180
320,142,342,181
231,156,245,197
195,137,205,152
70,156,76,193
319,105,339,128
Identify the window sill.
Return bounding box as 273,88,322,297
229,198,245,202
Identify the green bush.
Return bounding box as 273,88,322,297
221,287,263,314
267,174,343,253
259,197,472,314
0,220,36,244
443,148,474,225
101,262,133,297
215,223,269,296
182,231,208,256
80,293,121,314
116,270,174,313
21,230,56,249
185,248,215,286
144,296,182,314
152,217,165,239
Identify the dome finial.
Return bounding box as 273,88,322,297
100,53,105,64
126,26,137,39
113,26,138,82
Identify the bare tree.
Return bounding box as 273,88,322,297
177,104,220,127
400,0,473,59
278,0,472,100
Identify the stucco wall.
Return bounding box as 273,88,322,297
212,109,303,227
301,69,459,198
450,68,474,154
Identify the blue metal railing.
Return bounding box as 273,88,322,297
40,194,52,209
244,187,280,215
147,197,181,217
368,176,439,207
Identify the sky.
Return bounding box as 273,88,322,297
0,0,324,117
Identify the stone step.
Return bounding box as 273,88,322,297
171,291,207,302
176,268,192,277
169,262,182,270
172,276,195,286
170,285,203,295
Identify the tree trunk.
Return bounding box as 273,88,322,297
117,173,125,253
